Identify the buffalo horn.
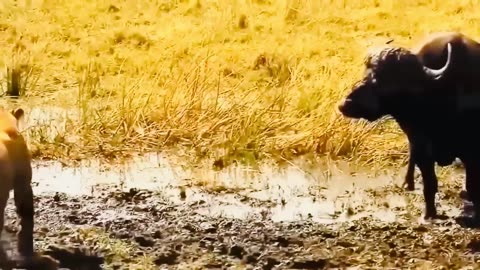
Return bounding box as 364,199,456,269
423,42,452,80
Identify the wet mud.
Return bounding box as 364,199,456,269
2,153,480,269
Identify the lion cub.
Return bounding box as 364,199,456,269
0,108,35,263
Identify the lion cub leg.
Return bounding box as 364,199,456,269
14,180,34,257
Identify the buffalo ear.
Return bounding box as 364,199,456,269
11,108,25,121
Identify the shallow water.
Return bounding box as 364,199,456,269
28,152,463,225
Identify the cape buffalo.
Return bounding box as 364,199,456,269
402,32,478,191
338,32,480,225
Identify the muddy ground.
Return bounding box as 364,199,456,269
2,154,480,269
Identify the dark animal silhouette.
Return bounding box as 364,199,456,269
338,31,480,225
401,33,476,192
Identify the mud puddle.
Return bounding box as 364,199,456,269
30,152,435,224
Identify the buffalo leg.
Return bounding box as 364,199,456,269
403,143,416,191
396,122,416,191
460,189,471,201
416,158,438,219
463,159,480,225
404,132,438,218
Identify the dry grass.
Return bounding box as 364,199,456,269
0,0,477,168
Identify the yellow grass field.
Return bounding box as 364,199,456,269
0,0,478,168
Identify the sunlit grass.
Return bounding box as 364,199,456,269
0,0,477,168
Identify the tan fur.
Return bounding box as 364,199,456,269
0,108,35,266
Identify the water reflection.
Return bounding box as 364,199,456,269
29,152,430,224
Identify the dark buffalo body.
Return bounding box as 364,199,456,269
402,33,480,191
338,32,480,224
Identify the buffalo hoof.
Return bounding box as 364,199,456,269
423,213,448,220
423,212,437,221
419,213,448,225
424,205,438,220
402,180,415,191
460,190,471,201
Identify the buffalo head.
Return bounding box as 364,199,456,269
338,43,452,121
